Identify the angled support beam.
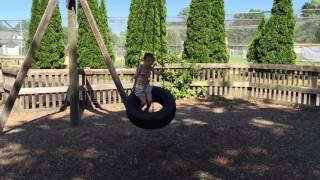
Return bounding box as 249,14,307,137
67,0,80,126
0,0,58,133
79,0,128,108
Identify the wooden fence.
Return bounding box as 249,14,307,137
0,56,24,67
1,64,320,110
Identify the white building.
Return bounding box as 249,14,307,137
0,31,24,56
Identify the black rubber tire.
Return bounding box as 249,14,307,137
126,86,176,129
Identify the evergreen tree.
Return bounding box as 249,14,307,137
183,0,228,63
183,0,211,62
32,0,65,69
26,0,42,53
125,0,168,67
99,0,115,61
125,0,145,67
78,0,105,69
258,0,296,64
207,0,229,63
247,16,265,63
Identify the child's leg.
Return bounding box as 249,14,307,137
145,92,152,112
137,95,147,109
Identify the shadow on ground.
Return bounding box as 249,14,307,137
0,99,320,179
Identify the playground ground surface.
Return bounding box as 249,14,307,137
0,99,320,179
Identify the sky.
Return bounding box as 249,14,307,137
0,0,311,20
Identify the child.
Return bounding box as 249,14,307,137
133,53,161,111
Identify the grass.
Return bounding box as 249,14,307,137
3,55,320,69
228,55,320,66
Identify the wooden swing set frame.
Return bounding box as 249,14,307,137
0,0,127,133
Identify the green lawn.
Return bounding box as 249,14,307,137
3,55,320,69
228,55,320,66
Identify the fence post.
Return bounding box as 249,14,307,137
247,67,254,101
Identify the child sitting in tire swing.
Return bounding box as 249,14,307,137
133,53,162,112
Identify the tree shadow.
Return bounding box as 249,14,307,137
1,98,320,179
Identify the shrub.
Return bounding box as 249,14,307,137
247,17,265,63
163,64,207,99
125,0,168,67
77,0,105,69
183,0,228,63
258,0,296,64
32,0,65,69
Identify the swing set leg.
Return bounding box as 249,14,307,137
79,0,128,108
0,0,58,134
67,0,80,126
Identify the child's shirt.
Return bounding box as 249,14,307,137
136,64,153,87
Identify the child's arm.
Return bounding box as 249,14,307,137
133,64,142,79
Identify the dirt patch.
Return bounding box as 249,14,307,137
1,99,320,179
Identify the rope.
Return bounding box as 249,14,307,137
133,0,151,94
151,1,157,112
133,0,165,112
158,0,165,88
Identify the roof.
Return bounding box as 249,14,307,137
0,30,23,46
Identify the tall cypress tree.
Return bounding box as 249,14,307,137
125,0,168,67
207,0,229,63
99,0,115,61
183,0,211,62
247,16,265,63
78,0,105,69
258,0,296,64
32,0,65,69
26,0,41,53
125,0,145,67
142,0,168,62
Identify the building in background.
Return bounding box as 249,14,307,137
0,30,24,56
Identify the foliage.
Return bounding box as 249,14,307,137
161,53,183,64
301,0,320,17
99,0,115,61
167,25,186,55
207,0,229,63
183,0,211,62
247,17,265,63
125,0,145,67
163,64,207,99
77,0,105,69
227,9,263,45
125,0,168,67
183,0,228,63
32,0,65,69
177,7,190,20
295,0,320,43
25,0,42,53
111,31,126,48
257,0,296,64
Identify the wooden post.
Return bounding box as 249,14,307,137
67,0,80,126
0,0,58,133
79,0,127,108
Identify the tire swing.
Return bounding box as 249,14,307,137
126,86,176,129
125,0,176,129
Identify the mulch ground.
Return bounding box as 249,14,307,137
0,99,320,180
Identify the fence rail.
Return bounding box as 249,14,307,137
1,64,320,110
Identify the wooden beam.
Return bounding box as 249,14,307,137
0,0,58,133
79,0,127,108
67,0,80,126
